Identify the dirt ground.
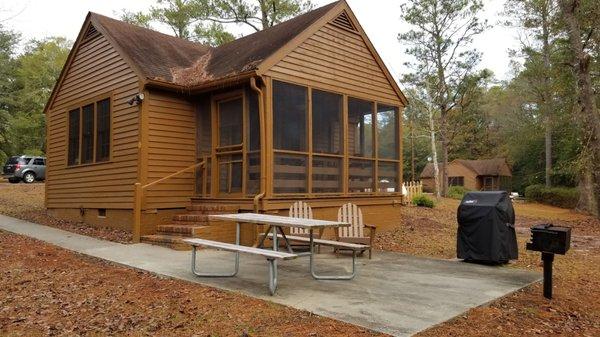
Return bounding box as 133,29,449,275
374,198,600,337
0,182,131,243
1,183,599,336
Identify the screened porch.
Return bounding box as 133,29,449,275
195,78,403,204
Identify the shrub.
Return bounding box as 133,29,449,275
448,186,469,199
525,184,579,209
412,194,435,208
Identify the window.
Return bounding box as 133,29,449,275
377,104,399,159
33,158,44,166
96,99,111,162
81,104,94,164
98,208,106,217
67,97,111,166
218,154,242,194
448,176,464,187
273,81,307,151
68,108,80,165
312,90,342,154
348,98,373,158
312,156,342,193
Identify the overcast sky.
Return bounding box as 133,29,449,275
0,0,519,82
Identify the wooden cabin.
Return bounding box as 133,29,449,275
420,158,512,192
44,1,407,245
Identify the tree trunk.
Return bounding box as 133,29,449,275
429,106,441,199
542,3,553,188
439,109,449,196
560,0,600,217
410,118,415,181
545,115,552,187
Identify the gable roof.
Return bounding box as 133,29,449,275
420,158,512,178
91,1,338,85
46,0,407,113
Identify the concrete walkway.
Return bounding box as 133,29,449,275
0,214,540,336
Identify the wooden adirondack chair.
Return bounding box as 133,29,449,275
336,203,376,258
288,201,324,251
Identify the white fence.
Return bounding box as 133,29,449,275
402,181,423,204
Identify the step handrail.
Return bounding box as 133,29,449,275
133,160,206,242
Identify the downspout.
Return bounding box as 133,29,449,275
250,77,266,212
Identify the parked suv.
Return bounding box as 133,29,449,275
2,155,46,183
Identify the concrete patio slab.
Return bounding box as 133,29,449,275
0,214,540,336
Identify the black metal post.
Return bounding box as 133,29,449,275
541,252,554,299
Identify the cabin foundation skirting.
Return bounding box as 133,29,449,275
46,207,186,235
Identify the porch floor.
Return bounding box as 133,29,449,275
0,214,540,337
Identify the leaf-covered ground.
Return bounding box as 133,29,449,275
0,181,131,243
1,182,599,336
0,231,382,337
374,198,600,337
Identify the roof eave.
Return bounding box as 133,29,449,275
144,70,257,94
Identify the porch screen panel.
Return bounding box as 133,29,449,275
218,154,242,193
246,90,260,195
312,156,342,193
67,108,80,166
248,90,260,151
349,159,374,192
273,81,307,151
376,105,399,159
274,153,307,194
218,98,243,147
378,162,398,192
348,98,373,157
95,98,110,162
81,104,94,164
312,90,342,154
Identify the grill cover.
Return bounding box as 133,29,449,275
457,191,518,263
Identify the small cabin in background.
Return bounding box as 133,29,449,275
420,158,512,192
43,0,407,246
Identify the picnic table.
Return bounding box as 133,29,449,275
184,213,368,295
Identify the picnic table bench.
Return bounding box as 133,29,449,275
185,213,368,295
184,238,298,295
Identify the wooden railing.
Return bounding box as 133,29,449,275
402,181,423,204
133,160,206,242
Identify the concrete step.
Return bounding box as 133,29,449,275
140,234,191,251
156,224,208,237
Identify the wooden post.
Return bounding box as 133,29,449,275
133,182,142,243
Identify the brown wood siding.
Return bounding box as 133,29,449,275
144,90,196,209
266,23,402,105
46,33,140,209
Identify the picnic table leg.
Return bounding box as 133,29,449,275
309,228,357,280
190,244,239,277
268,258,278,295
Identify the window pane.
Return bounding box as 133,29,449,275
218,98,243,147
274,153,307,194
312,156,342,193
378,161,398,192
248,90,260,151
312,90,342,154
349,159,373,193
96,98,110,162
377,104,399,159
273,81,307,151
348,98,373,157
246,152,260,195
33,158,44,165
448,176,464,187
81,104,94,164
68,108,80,165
